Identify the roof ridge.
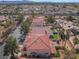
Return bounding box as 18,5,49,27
38,36,51,51
27,37,38,49
24,35,38,44
25,35,51,51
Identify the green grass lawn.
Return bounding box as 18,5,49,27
53,34,60,40
50,29,60,40
50,34,60,41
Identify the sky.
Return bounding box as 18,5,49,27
31,0,79,2
0,0,79,2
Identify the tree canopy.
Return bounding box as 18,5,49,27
4,36,18,59
20,18,32,34
45,16,55,24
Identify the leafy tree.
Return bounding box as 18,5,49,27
65,30,69,40
20,18,31,34
4,20,12,28
3,36,18,59
21,22,29,34
59,29,65,40
59,29,69,49
16,15,23,24
45,16,55,24
73,37,79,45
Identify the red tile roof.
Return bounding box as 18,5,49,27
23,34,56,53
66,40,73,49
24,35,49,49
18,16,56,59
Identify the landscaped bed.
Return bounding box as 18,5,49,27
53,33,60,40
49,29,60,41
49,32,60,41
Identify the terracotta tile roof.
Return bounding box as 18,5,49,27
0,16,6,21
23,34,56,53
0,26,5,32
66,40,73,49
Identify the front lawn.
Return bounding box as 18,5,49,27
49,29,60,40
53,34,60,40
49,33,60,41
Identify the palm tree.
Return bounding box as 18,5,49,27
16,15,23,24
3,36,18,59
59,29,65,40
45,16,55,24
61,30,76,59
64,30,70,45
20,19,31,35
59,29,69,49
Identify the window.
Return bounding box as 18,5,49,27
31,52,37,58
31,52,37,55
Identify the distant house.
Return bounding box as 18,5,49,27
75,44,79,53
0,16,6,21
54,23,61,29
75,44,79,49
11,15,17,21
68,35,79,51
70,28,79,36
22,35,56,58
0,26,5,43
65,40,73,51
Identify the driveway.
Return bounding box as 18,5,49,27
9,26,21,41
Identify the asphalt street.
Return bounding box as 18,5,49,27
0,44,8,59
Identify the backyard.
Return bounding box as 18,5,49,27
49,29,60,41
